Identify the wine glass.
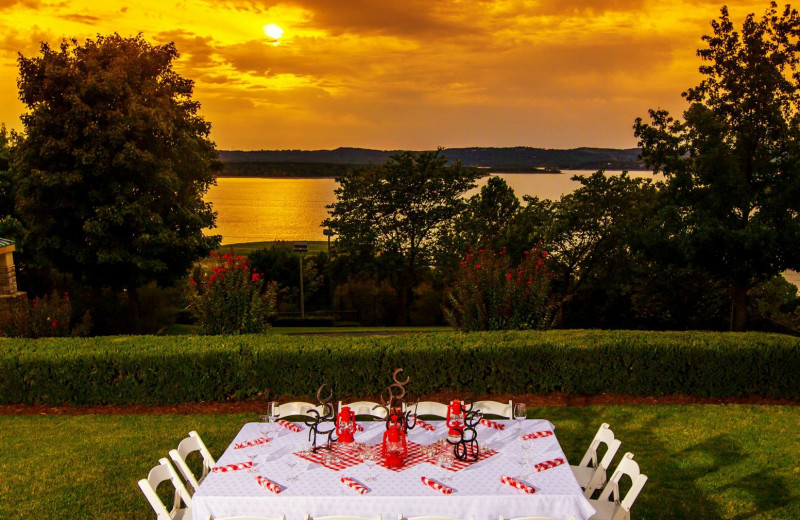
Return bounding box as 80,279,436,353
285,443,301,481
513,402,527,432
436,448,455,482
259,415,271,441
268,401,280,434
362,448,378,482
244,445,259,473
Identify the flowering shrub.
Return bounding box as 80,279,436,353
189,251,277,334
444,247,552,331
3,292,92,338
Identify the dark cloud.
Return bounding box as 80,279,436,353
0,0,40,10
155,30,218,68
60,13,102,23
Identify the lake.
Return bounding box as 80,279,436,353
205,171,656,244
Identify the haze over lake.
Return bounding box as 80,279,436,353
205,171,656,244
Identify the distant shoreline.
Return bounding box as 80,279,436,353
217,162,563,178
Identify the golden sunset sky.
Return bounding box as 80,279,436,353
0,0,770,150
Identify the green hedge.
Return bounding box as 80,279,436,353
1,330,798,405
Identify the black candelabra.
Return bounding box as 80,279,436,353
446,399,482,462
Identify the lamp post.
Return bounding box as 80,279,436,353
293,241,308,318
323,228,334,254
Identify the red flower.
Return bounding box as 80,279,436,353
506,273,512,280
189,278,197,286
51,320,58,329
251,273,262,282
474,264,481,269
542,251,549,258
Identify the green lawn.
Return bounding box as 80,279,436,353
1,405,798,519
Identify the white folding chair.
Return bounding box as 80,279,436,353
168,430,217,494
472,399,513,419
589,452,648,520
306,515,381,520
138,458,193,520
570,422,622,497
403,401,448,418
339,400,388,419
404,515,475,520
276,401,327,418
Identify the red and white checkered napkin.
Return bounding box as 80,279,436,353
255,475,283,494
421,476,454,494
424,443,498,472
212,462,253,473
294,444,364,471
340,476,370,494
533,457,565,472
410,415,436,431
500,475,536,494
278,420,303,432
480,418,505,430
234,437,270,449
522,430,554,441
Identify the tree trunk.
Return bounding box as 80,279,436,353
730,282,748,332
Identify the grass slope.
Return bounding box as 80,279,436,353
1,405,798,519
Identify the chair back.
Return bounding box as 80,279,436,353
169,430,216,494
277,401,328,418
339,400,388,419
472,400,513,419
499,516,576,520
596,452,649,517
213,516,286,520
576,422,622,496
401,516,474,520
403,401,448,419
138,458,192,520
306,515,382,520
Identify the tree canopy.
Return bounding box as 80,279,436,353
634,2,800,330
13,34,220,290
324,149,479,324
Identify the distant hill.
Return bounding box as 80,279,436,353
218,147,646,176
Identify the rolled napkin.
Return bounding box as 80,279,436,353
410,415,436,431
211,462,253,473
255,475,283,494
421,476,454,494
340,476,370,494
234,437,270,449
500,475,536,494
522,430,554,441
354,424,365,432
480,418,505,430
278,420,303,432
533,457,565,472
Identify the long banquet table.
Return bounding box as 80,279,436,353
192,419,596,520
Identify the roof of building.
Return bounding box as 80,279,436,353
0,238,15,248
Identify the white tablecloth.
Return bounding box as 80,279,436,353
192,419,596,520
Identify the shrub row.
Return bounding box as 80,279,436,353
1,330,798,405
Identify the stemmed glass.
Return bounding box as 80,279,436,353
259,415,271,441
362,448,378,482
513,403,527,433
518,436,533,477
268,401,281,435
285,443,301,481
244,445,259,473
435,448,455,482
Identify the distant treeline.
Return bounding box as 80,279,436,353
217,146,645,177
218,161,560,177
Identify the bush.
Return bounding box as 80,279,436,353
188,251,278,334
1,330,798,405
445,247,552,331
2,292,91,338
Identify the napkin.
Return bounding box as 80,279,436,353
211,462,253,473
480,418,505,430
421,476,454,494
234,437,270,449
533,457,565,472
255,475,283,494
500,475,536,494
522,430,553,441
340,476,370,494
278,420,303,432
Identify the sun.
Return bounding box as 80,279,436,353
263,23,284,41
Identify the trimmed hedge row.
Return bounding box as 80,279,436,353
1,330,799,405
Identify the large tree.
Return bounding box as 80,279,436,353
13,34,220,293
634,3,800,330
324,149,479,325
